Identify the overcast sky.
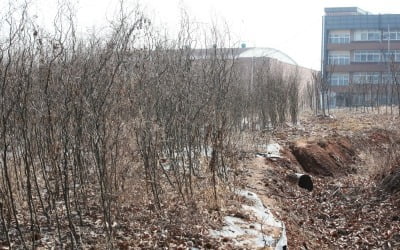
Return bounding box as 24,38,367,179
24,0,400,70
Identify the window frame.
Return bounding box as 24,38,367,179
353,50,381,63
384,50,400,62
353,30,381,41
352,72,380,84
330,73,349,86
328,33,350,44
383,31,400,41
328,54,350,65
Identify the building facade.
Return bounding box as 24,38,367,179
194,46,315,105
235,47,315,109
322,7,400,107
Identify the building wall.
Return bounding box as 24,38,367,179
193,47,316,109
322,7,400,107
235,56,315,110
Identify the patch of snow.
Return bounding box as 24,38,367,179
241,117,250,130
239,190,282,229
210,190,287,249
256,143,281,158
214,216,247,238
161,163,171,171
201,146,213,157
266,143,281,158
212,216,276,247
275,224,288,250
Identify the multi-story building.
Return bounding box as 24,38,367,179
322,7,400,107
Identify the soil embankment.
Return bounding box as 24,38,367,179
290,136,357,177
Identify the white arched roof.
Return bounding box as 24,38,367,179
238,47,297,65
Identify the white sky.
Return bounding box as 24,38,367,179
20,0,400,70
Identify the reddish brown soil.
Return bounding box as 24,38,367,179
289,137,357,177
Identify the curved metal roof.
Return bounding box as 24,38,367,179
238,47,297,65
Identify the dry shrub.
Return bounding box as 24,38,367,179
376,151,400,216
376,143,400,194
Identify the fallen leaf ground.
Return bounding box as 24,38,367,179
238,109,400,249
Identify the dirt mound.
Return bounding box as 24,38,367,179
289,137,357,177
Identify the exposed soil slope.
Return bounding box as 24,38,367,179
290,136,357,177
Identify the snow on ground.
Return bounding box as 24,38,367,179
266,143,281,158
210,190,287,249
256,143,282,159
